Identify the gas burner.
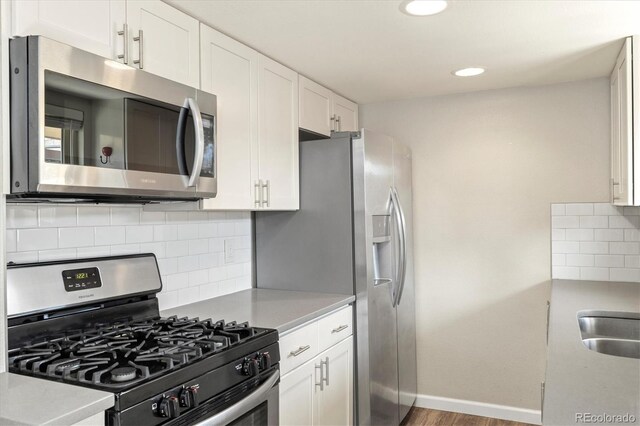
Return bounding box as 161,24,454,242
111,366,137,382
8,315,268,390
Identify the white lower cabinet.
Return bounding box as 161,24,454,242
280,306,354,426
281,336,353,426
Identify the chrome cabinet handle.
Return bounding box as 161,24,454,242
321,357,329,386
117,24,128,64
254,180,262,207
330,114,336,132
336,116,341,132
133,29,144,69
315,362,324,390
261,180,270,207
331,324,348,334
288,345,310,357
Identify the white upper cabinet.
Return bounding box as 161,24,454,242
298,76,358,135
12,0,126,60
610,36,637,206
200,24,258,210
126,1,200,88
257,55,299,210
299,75,333,137
331,92,359,133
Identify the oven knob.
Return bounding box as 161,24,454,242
243,358,260,376
260,352,272,370
158,396,180,418
179,385,199,408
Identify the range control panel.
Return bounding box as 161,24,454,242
62,267,102,292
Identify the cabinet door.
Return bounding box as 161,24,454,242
332,93,359,133
611,37,633,206
126,1,200,88
316,336,354,426
299,76,332,137
257,55,299,210
200,25,258,210
280,359,318,426
12,0,126,60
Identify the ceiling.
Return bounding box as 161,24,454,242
166,0,640,104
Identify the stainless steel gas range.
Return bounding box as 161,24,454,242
6,254,279,425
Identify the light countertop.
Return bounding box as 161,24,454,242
161,289,355,334
0,372,113,425
544,279,640,425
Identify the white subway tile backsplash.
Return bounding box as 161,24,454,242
552,241,579,254
7,251,38,264
166,240,189,257
609,215,640,229
7,205,38,228
77,207,111,226
6,229,16,252
551,254,565,266
580,267,609,281
565,229,593,241
566,254,594,267
38,248,77,262
111,207,140,225
610,268,640,282
17,228,58,251
552,203,640,282
594,229,624,242
125,225,154,244
95,226,126,246
625,256,640,268
59,227,94,248
552,216,579,229
565,203,593,216
610,242,640,255
6,204,253,308
594,255,625,268
579,216,608,229
39,206,77,227
579,242,608,254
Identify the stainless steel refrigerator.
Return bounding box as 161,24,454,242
255,129,417,425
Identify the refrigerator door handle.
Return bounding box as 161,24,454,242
391,187,407,306
388,188,403,307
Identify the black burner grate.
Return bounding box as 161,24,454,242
8,316,266,390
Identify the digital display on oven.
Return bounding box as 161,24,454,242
62,267,102,292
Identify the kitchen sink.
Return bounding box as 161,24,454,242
577,311,640,360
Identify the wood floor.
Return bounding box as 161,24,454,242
401,407,534,426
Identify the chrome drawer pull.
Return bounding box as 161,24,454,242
331,325,349,334
289,345,311,357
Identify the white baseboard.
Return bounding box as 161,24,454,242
415,394,542,425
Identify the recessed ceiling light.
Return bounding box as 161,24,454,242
400,0,448,16
452,67,486,77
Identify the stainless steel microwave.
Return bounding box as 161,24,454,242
9,36,217,202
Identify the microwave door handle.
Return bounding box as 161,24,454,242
185,98,205,188
192,370,279,426
176,103,190,179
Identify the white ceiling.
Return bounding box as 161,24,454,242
166,0,640,104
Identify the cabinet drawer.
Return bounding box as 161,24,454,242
280,321,319,375
317,305,353,353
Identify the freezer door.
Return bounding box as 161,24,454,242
393,141,418,421
353,129,400,426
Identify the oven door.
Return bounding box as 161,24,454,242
194,370,279,426
10,36,217,201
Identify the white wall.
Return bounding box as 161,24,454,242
360,78,610,414
5,205,253,310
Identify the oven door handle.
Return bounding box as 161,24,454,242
192,370,279,426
